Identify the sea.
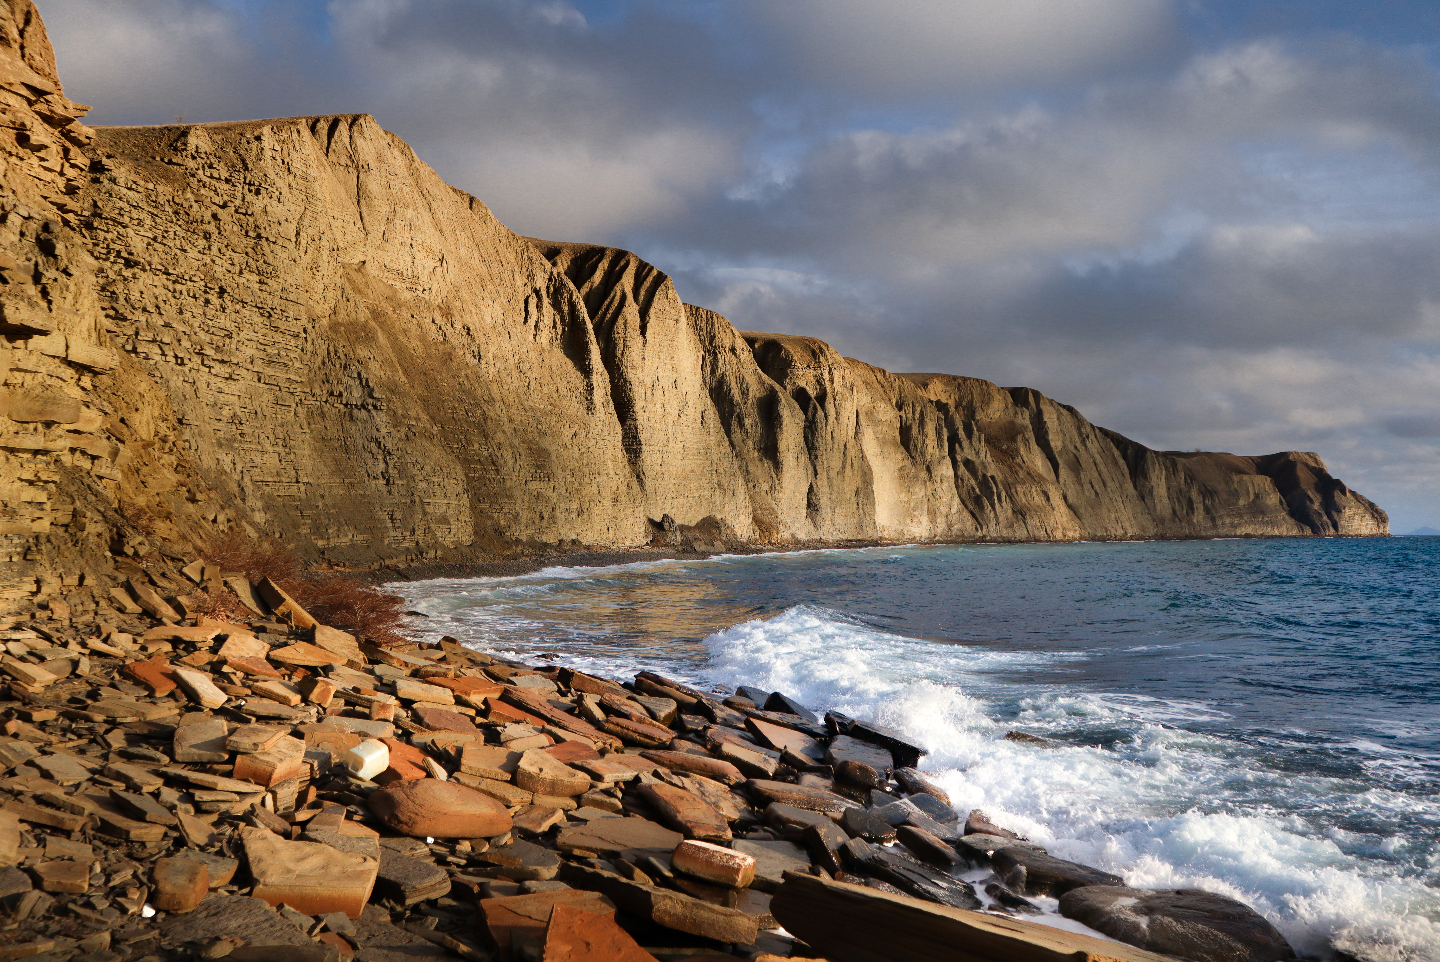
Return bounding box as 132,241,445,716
393,537,1440,962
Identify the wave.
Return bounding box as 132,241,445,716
700,605,1440,961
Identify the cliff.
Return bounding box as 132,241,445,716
0,1,1387,618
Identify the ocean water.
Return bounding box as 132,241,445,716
394,538,1440,961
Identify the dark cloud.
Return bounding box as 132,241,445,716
38,0,1440,529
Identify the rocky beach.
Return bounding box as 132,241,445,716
0,0,1417,959
0,557,1303,962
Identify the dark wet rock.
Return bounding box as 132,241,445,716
895,767,951,806
841,838,981,910
895,824,960,867
905,791,957,825
803,820,850,874
965,808,1024,838
827,735,894,788
839,806,897,843
764,691,819,722
824,711,926,768
737,686,771,705
985,880,1043,914
992,847,1124,896
1005,730,1060,747
732,838,813,892
1059,885,1296,962
954,832,1043,866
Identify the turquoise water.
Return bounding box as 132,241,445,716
396,538,1440,961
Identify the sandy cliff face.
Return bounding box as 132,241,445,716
0,0,1387,620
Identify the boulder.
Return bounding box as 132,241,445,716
542,903,659,962
771,872,1182,962
637,782,731,841
1059,885,1295,962
368,779,512,839
558,862,759,944
240,826,378,918
672,840,757,888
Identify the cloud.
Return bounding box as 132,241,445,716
745,0,1181,94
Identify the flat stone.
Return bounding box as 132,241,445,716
173,850,239,885
542,902,658,962
376,737,427,783
672,839,756,889
601,716,673,748
515,749,591,797
453,773,532,807
251,679,303,706
844,840,981,909
745,717,823,761
557,862,758,944
896,824,959,867
964,809,1022,839
746,779,854,815
639,750,744,786
392,676,454,705
512,804,568,834
637,782,731,842
1058,885,1295,962
34,859,89,893
478,889,617,957
368,778,512,838
543,739,603,765
233,735,306,788
374,848,451,907
716,741,779,778
476,839,562,881
172,667,228,709
124,659,179,696
227,724,288,753
217,634,270,660
574,756,651,784
840,806,897,842
311,624,363,662
241,826,378,918
772,872,1182,962
108,789,178,826
732,839,811,892
153,856,208,912
268,642,345,667
824,711,927,768
555,816,683,857
410,704,479,734
163,894,313,947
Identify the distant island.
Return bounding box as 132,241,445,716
1403,527,1440,536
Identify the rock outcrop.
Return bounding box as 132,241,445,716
0,0,1388,620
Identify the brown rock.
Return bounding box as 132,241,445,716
672,839,756,889
368,779,512,838
224,655,283,679
241,826,377,918
478,889,616,956
268,642,344,668
35,859,89,894
411,704,479,734
602,716,673,748
542,903,658,962
557,862,759,945
153,857,208,913
515,749,590,797
300,676,337,707
171,667,228,709
964,809,1022,839
896,768,951,807
232,735,306,788
377,737,429,783
173,717,231,763
745,779,854,815
255,578,317,630
124,659,179,696
637,783,731,842
555,816,683,857
639,750,744,786
460,744,521,781
544,739,603,765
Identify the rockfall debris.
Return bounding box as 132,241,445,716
0,557,1297,962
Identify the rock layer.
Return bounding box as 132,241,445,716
0,0,1388,623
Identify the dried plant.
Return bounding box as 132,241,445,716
200,530,408,647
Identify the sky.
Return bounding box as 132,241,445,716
41,0,1440,533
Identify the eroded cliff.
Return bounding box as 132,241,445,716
0,0,1387,621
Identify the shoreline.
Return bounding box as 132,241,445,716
0,564,1300,962
369,531,1389,587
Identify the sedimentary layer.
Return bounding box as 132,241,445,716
0,0,1387,616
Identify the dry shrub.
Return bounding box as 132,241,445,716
200,530,408,647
